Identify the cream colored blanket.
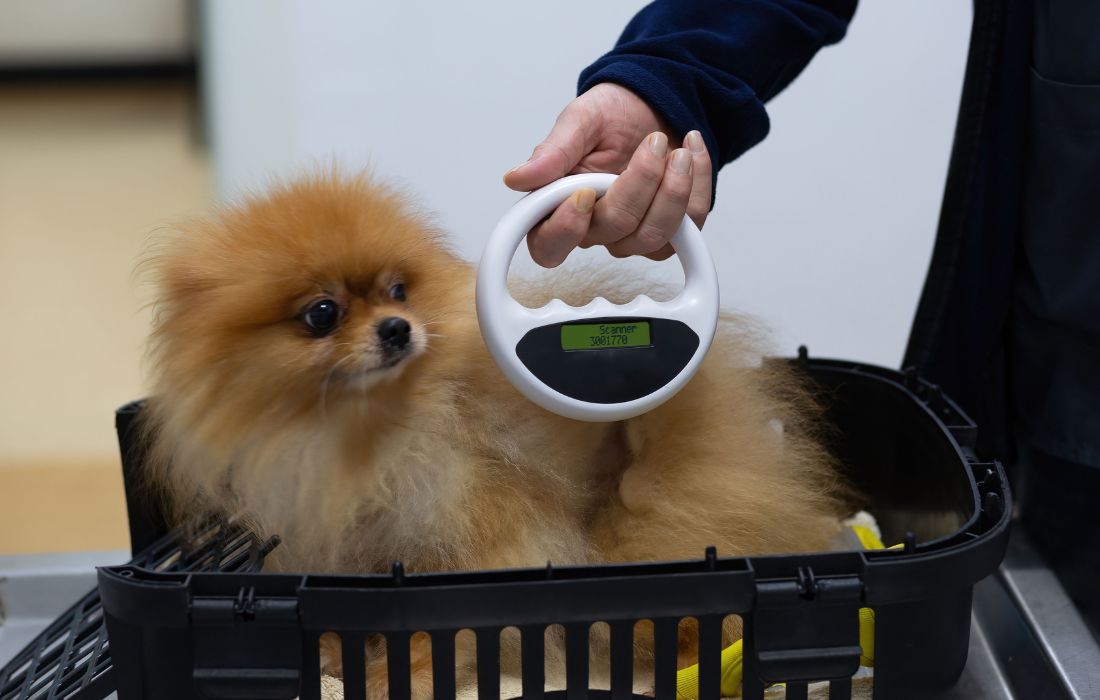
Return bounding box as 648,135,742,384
317,670,874,699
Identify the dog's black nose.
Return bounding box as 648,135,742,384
377,316,411,349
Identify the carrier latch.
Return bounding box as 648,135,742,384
751,570,863,684
190,588,302,699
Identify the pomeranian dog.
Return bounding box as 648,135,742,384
140,172,849,697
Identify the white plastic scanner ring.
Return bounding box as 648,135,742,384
476,173,719,421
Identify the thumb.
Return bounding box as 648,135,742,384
504,102,597,191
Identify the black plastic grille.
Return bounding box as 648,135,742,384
0,521,268,700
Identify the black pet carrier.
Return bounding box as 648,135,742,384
0,355,1011,700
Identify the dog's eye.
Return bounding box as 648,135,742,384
388,283,406,302
303,299,341,335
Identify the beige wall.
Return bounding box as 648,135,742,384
0,81,210,553
0,0,191,65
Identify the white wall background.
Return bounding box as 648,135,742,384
202,1,972,368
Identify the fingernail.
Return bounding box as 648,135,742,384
507,147,545,175
506,159,533,177
573,188,596,214
647,132,668,156
686,130,706,153
671,148,692,174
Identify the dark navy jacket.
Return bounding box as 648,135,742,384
579,0,1036,462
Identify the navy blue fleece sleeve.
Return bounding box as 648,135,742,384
578,0,856,172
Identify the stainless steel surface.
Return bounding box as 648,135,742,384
944,615,1014,699
0,549,127,668
971,532,1100,699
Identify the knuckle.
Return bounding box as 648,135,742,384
551,202,585,227
531,142,557,159
652,246,675,261
633,162,664,187
534,217,561,239
602,204,642,237
545,217,578,240
689,190,712,216
634,225,669,252
527,222,548,242
582,222,615,244
694,148,713,172
664,177,692,202
533,142,571,172
526,238,549,262
688,194,711,219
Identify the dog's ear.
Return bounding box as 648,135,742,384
137,230,241,346
161,255,221,298
145,215,243,299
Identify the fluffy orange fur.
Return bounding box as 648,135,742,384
140,172,849,697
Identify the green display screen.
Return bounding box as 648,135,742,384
561,321,652,351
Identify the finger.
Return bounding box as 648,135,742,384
606,148,692,258
644,243,675,261
504,102,596,192
526,188,596,268
583,132,669,246
684,130,713,228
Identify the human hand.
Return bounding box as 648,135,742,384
504,83,713,267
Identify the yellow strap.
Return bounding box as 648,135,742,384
858,606,875,668
675,639,743,699
850,524,885,550
675,525,891,698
